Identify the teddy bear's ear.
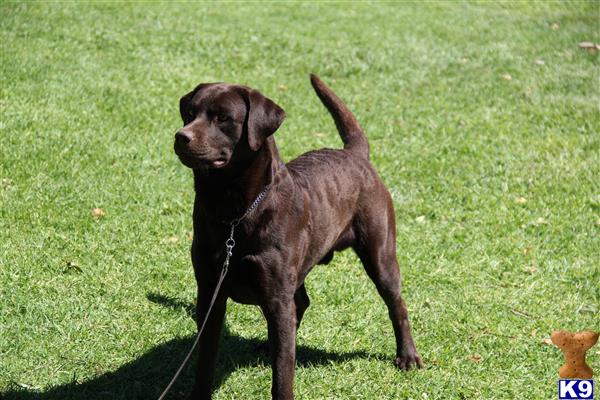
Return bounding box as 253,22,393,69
551,331,569,347
579,331,599,347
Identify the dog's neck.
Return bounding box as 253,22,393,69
193,138,284,222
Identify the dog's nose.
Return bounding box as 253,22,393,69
175,130,193,145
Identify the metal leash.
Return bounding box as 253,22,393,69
157,185,271,400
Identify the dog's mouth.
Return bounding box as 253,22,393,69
210,159,227,168
175,149,230,170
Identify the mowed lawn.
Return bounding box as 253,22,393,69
1,2,598,399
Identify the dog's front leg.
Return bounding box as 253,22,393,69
262,297,297,400
189,286,227,400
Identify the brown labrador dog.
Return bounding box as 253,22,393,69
174,74,422,400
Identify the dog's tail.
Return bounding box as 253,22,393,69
310,74,369,159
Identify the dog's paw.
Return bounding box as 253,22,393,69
395,352,423,370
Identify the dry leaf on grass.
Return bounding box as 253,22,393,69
523,265,538,274
501,74,512,81
515,196,527,204
542,338,553,345
1,178,13,188
91,208,105,218
579,42,600,53
166,235,179,244
415,215,426,224
535,59,545,66
551,23,560,30
469,354,483,363
531,329,537,337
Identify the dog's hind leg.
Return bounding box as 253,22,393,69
353,195,423,370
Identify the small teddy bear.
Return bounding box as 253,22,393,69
551,330,598,379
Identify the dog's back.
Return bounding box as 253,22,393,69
287,73,377,190
285,76,393,271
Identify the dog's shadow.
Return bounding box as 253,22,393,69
4,292,381,400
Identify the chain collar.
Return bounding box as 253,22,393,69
224,160,284,226
228,184,272,226
221,183,271,271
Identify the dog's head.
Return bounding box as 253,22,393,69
174,83,285,170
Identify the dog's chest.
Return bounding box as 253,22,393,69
223,258,267,305
201,239,271,305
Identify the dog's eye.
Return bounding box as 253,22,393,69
188,109,195,119
216,114,231,123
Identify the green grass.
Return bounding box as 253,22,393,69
1,2,599,399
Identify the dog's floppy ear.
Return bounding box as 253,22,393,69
179,83,211,124
246,89,286,151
